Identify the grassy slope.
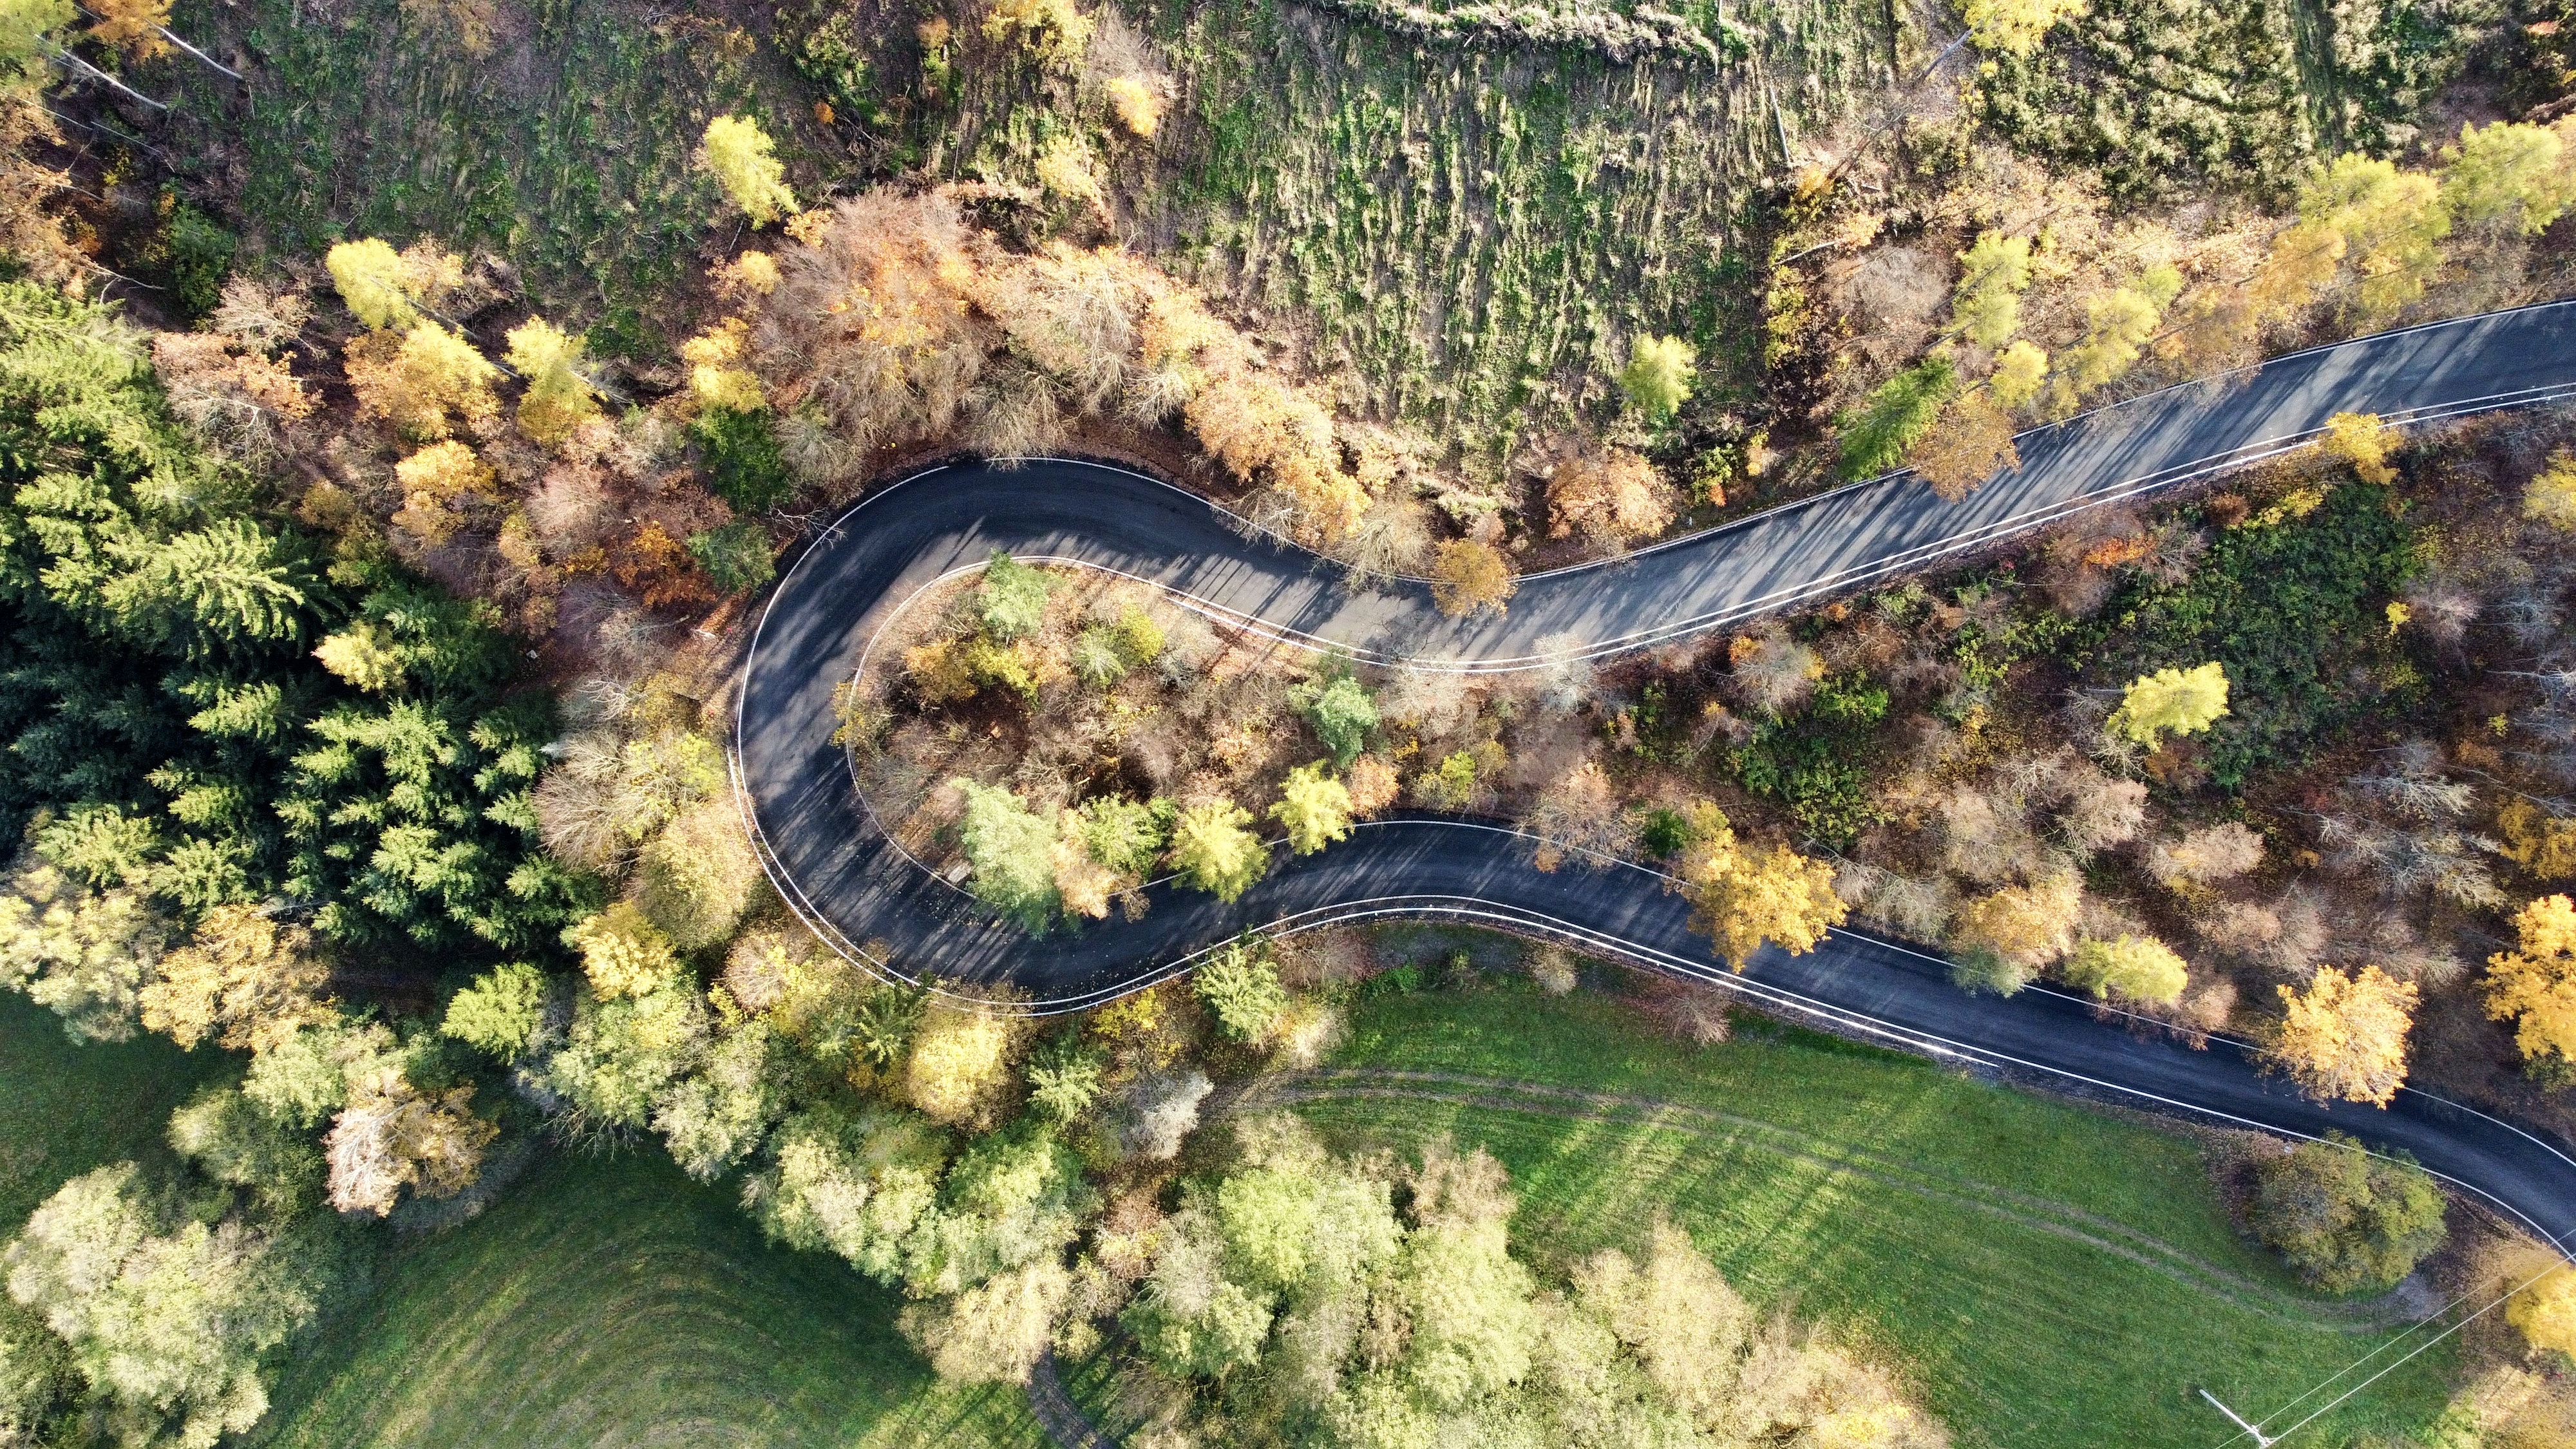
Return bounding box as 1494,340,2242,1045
166,0,838,330
0,992,229,1229
169,0,1889,473
1284,985,2453,1449
1089,0,1891,474
254,1148,1046,1449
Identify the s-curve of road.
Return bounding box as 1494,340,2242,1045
737,302,2576,1280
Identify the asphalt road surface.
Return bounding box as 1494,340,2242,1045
736,301,2576,1260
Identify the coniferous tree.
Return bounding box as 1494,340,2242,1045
0,279,586,1009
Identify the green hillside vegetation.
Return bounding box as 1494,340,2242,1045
256,1150,1046,1449
1258,981,2456,1449
167,0,840,330
1980,0,2497,198
1049,0,1892,474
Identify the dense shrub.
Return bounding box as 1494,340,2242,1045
2083,486,2421,788
687,520,777,594
149,197,238,321
1291,672,1378,767
2248,1133,2447,1293
1837,359,1955,480
691,405,795,512
1726,670,1891,847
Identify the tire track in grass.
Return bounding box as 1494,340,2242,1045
1253,1067,2436,1332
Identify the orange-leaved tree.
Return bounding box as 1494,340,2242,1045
1669,803,1846,970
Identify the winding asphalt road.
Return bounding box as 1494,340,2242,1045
736,303,2576,1285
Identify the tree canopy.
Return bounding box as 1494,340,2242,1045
1669,803,1847,969
2510,1269,2576,1358
2486,894,2576,1076
954,781,1064,930
1618,335,1696,419
696,115,797,226
2268,965,2418,1107
1193,938,1286,1043
0,282,583,1036
2062,934,2189,1007
1964,0,2085,55
2107,662,2231,748
1291,672,1378,767
2248,1134,2447,1292
1119,1117,1945,1446
1269,761,1354,856
1168,802,1268,903
5,1162,336,1448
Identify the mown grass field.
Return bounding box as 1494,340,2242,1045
1276,983,2456,1449
0,992,229,1229
252,1150,1045,1449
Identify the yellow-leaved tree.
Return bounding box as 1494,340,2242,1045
504,316,601,444
2298,154,2450,322
1168,802,1269,902
2318,411,2398,485
86,0,168,58
2107,661,2230,749
1988,339,2049,410
1952,873,2083,972
697,114,796,227
680,316,766,414
1949,232,2034,348
2043,265,2182,415
2524,450,2576,531
2440,119,2576,238
1104,76,1166,137
345,321,500,441
983,0,1094,69
2485,894,2576,1076
2497,797,2576,880
1618,335,1697,420
1270,762,1354,857
904,997,1032,1130
2063,933,2190,1007
137,905,334,1052
1429,539,1515,618
388,439,496,545
2267,965,2418,1106
1669,803,1846,969
324,237,463,332
2509,1268,2576,1358
564,903,683,999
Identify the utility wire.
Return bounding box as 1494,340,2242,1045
44,46,164,111
68,6,241,80
2206,1257,2571,1448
